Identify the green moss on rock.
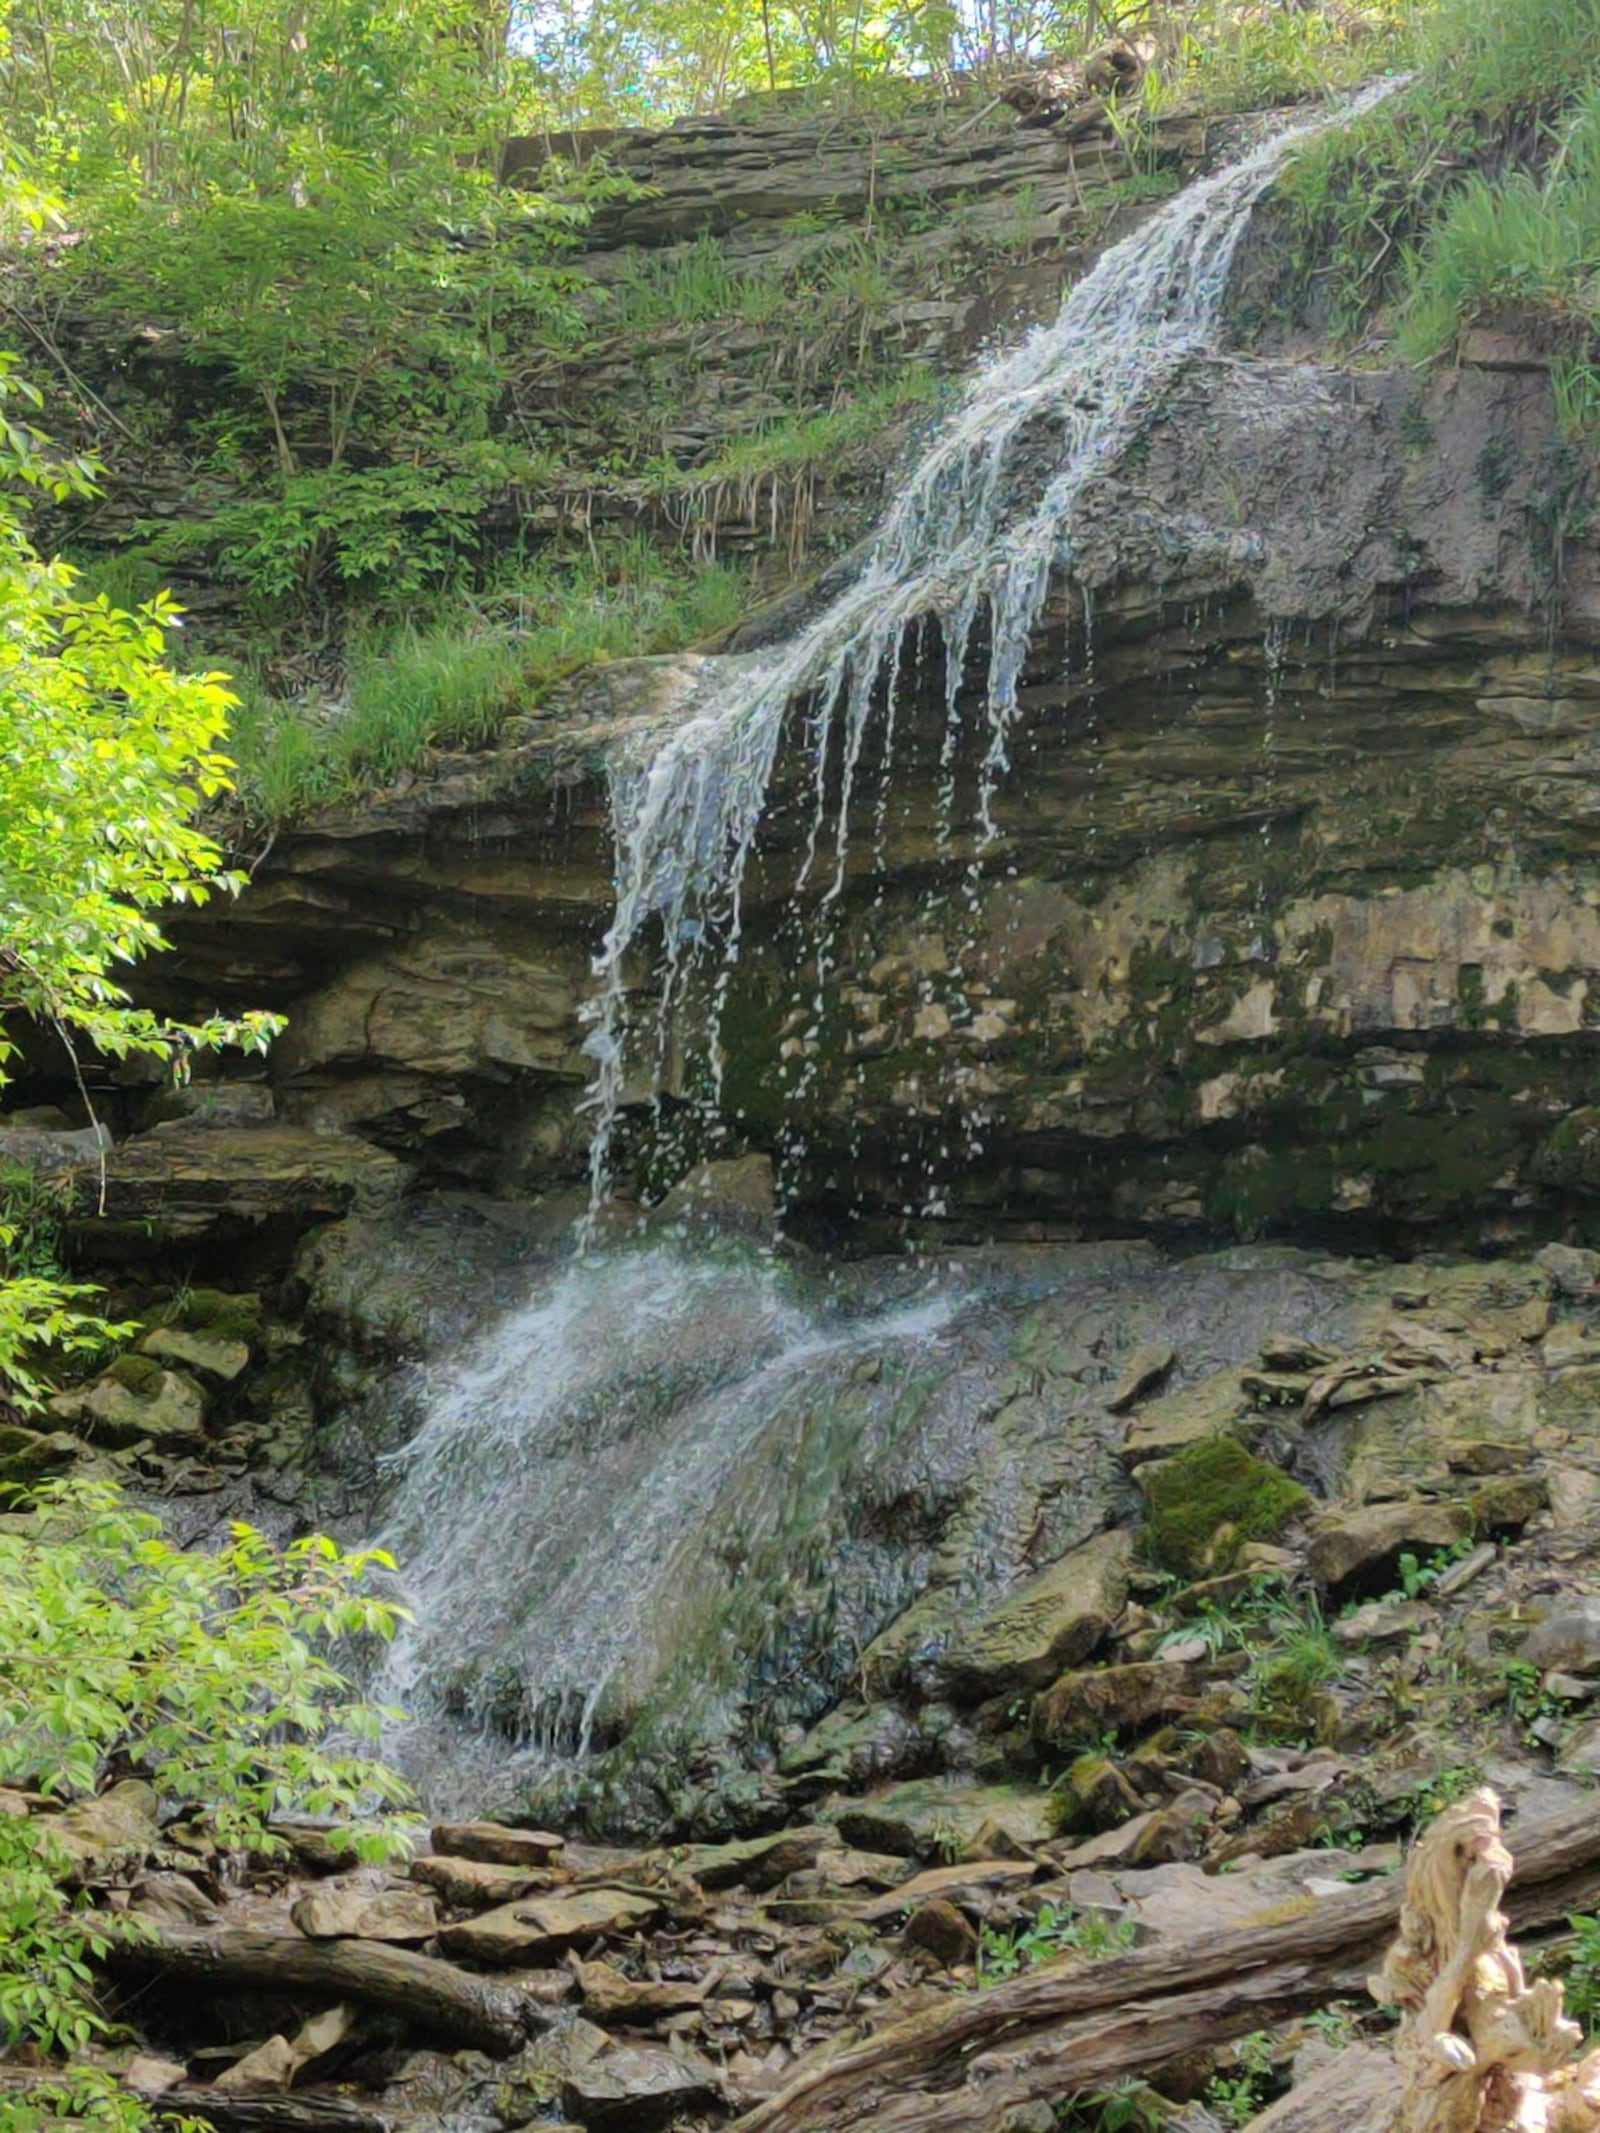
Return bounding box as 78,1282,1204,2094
1142,1436,1309,1578
104,1353,164,1396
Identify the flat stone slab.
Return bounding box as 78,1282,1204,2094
438,1887,660,1965
934,1528,1134,1700
430,1820,565,1868
290,1881,439,1943
562,2041,720,2131
833,1780,1055,1860
1121,1370,1250,1465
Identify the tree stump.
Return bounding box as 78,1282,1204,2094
1370,1786,1600,2132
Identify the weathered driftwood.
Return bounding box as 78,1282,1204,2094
144,2095,389,2133
1373,1786,1600,2133
729,1796,1600,2133
108,1925,534,2055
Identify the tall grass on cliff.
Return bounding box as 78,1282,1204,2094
227,538,749,824
1399,79,1600,370
1274,0,1600,347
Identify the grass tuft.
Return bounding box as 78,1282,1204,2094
222,540,750,826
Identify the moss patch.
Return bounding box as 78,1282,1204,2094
1143,1436,1309,1578
104,1353,164,1396
152,1287,264,1345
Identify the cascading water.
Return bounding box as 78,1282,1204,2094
374,85,1404,1812
375,1243,966,1813
579,80,1403,1211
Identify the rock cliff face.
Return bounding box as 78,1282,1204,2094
120,344,1600,1257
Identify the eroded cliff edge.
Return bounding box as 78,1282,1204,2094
87,342,1600,1260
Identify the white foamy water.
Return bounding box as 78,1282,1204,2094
374,1244,962,1809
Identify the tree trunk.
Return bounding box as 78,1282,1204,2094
108,1926,536,2056
145,2095,389,2133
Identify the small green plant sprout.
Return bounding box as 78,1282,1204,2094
1057,2078,1166,2132
974,1902,1138,1989
1501,1658,1568,1750
1389,1535,1475,1602
1305,2002,1360,2048
1204,2029,1281,2128
1562,1913,1600,2030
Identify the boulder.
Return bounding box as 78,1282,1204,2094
411,1854,555,1909
673,1825,826,1891
934,1528,1134,1700
1141,1436,1309,1578
1521,1599,1600,1674
1333,1598,1432,1649
1536,1244,1600,1297
1121,1370,1251,1465
438,1887,660,1965
833,1780,1055,1860
652,1153,775,1233
129,1871,221,1930
561,2041,721,2131
1305,1499,1472,1589
0,1423,84,1485
1052,1753,1144,1833
138,1325,251,1383
777,1701,926,1787
1470,1472,1548,1533
568,1957,707,2024
1033,1660,1214,1747
430,1820,565,1867
902,1896,978,1967
290,1880,439,1943
53,1365,208,1449
50,1779,161,1879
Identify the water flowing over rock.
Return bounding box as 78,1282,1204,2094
374,1241,969,1814
579,83,1404,1214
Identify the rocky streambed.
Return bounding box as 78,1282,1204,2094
15,1220,1600,2130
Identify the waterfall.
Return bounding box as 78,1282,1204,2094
373,86,1405,1812
375,1243,965,1813
579,81,1404,1208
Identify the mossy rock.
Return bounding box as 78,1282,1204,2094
0,1424,84,1487
154,1287,263,1345
104,1353,164,1396
1141,1436,1309,1579
1050,1752,1142,1835
1469,1471,1548,1534
1532,1108,1600,1196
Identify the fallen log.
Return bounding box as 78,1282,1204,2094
107,1926,535,2056
0,2072,388,2133
730,1796,1600,2133
146,2094,389,2133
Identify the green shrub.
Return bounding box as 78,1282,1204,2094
0,1477,413,2126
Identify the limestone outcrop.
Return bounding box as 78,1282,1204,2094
98,350,1600,1254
